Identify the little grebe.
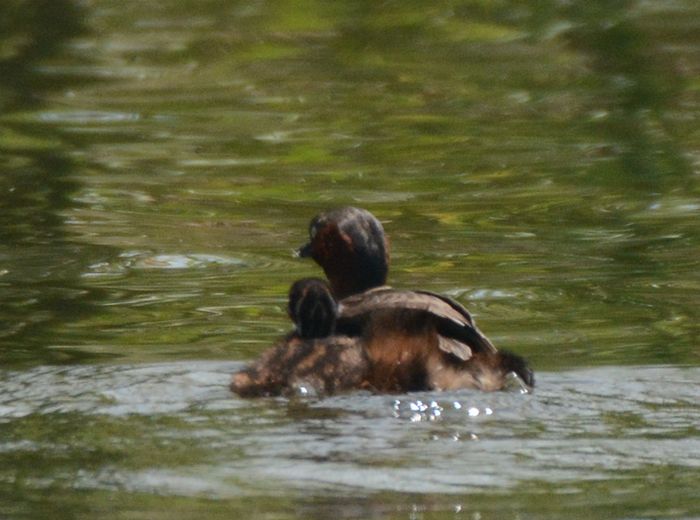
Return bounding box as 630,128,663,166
297,207,534,392
230,278,369,397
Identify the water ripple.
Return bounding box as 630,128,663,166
39,110,141,123
1,363,698,497
83,251,248,278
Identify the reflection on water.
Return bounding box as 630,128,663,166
0,0,86,107
0,0,113,366
1,0,699,518
0,362,699,517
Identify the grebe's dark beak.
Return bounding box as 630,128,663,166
295,242,312,258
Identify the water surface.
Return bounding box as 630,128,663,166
1,0,699,518
1,363,699,519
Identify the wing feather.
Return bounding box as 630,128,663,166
338,287,497,357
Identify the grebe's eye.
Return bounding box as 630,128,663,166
309,218,323,240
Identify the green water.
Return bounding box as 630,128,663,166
1,1,699,518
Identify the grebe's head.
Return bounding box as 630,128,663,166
297,207,389,299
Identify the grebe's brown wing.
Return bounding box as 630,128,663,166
338,287,497,359
413,289,497,355
339,287,470,324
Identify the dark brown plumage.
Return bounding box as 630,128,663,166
298,207,534,392
287,277,337,339
230,335,369,397
231,207,534,398
230,278,369,397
